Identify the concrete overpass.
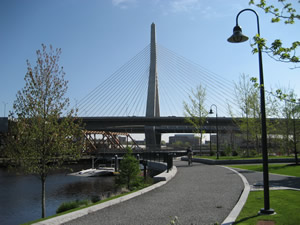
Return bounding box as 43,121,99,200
82,116,238,133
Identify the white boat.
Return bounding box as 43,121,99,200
69,167,115,177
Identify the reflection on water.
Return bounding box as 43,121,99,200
0,167,116,225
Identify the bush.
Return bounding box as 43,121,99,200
220,151,226,156
232,150,238,156
56,199,89,214
224,144,232,156
116,147,141,190
91,195,100,203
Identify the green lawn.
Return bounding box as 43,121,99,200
234,190,300,225
229,164,300,177
195,155,294,160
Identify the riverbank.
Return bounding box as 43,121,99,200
0,165,116,225
32,163,177,225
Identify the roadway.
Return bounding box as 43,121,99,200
82,116,239,133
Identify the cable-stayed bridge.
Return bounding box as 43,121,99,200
77,24,238,118
77,23,240,150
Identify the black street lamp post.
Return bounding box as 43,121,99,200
209,104,219,159
228,8,275,215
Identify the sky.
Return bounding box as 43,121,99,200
1,0,300,119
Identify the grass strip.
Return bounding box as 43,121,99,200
195,155,294,160
229,164,300,177
23,185,151,225
234,190,300,225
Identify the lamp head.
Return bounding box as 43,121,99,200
209,109,214,114
227,25,249,43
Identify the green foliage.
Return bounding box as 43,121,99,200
249,0,300,66
223,144,232,156
249,0,300,24
116,147,141,190
183,84,208,134
5,44,84,218
169,216,180,225
183,85,208,155
56,199,89,214
90,195,101,203
233,74,263,155
171,140,190,148
6,44,83,175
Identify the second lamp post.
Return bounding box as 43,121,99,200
209,104,219,159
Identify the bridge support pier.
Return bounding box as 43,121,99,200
145,23,161,150
145,126,161,150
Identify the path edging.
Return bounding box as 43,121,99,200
221,166,250,225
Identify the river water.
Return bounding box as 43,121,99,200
0,166,116,225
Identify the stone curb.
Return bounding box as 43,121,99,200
220,166,250,225
34,166,177,225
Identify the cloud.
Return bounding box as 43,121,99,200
160,0,235,19
111,0,137,9
169,0,202,13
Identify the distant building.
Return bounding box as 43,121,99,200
169,134,195,145
118,136,126,144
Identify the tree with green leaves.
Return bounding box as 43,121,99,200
6,44,83,218
233,74,256,156
232,74,262,155
276,88,299,157
117,147,141,190
232,74,280,155
291,104,300,164
249,0,300,67
183,85,208,155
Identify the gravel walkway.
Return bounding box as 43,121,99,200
64,160,243,225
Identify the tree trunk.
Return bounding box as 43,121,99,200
199,132,203,156
293,118,298,165
41,176,46,218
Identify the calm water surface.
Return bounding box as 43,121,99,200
0,167,116,225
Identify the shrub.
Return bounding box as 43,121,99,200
56,199,89,214
232,150,238,156
91,195,100,203
224,144,232,156
116,147,141,190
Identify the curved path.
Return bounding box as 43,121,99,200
231,167,300,190
64,160,244,225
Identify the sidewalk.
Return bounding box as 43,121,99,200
63,160,244,225
231,168,300,190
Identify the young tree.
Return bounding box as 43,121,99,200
291,104,300,164
117,147,141,190
233,74,262,155
234,74,255,156
6,44,83,218
277,88,299,156
249,0,300,67
183,85,208,155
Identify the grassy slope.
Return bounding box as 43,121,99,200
229,164,300,177
195,155,294,160
235,190,300,225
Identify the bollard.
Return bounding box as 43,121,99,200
92,156,95,169
167,153,173,173
114,155,118,172
142,160,148,181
